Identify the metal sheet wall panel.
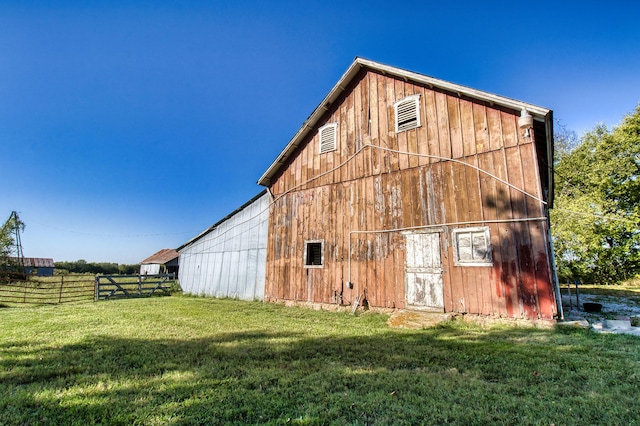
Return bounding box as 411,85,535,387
179,192,270,300
140,264,161,275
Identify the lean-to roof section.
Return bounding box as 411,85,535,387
140,249,179,265
177,189,269,251
257,57,554,198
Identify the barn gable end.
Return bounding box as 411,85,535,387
259,58,559,320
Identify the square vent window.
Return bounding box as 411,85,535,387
394,95,421,133
319,123,338,154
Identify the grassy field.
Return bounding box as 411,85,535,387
1,296,639,425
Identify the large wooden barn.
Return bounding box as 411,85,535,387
258,58,560,320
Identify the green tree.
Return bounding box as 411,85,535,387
551,104,640,283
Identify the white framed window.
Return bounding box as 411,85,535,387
394,94,421,132
452,227,492,266
304,240,324,268
319,123,338,154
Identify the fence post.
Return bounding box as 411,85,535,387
138,275,142,296
95,276,99,301
58,275,64,304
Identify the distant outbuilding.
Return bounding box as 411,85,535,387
23,257,55,276
7,257,55,276
140,249,179,275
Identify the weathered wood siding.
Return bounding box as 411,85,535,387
265,70,556,319
179,192,270,300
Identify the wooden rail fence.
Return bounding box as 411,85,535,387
0,276,95,305
95,273,177,300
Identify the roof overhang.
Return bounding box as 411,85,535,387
257,57,553,191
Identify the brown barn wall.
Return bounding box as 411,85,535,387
264,70,556,320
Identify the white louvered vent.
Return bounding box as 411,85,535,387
394,95,421,132
319,123,338,154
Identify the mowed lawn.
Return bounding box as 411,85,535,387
1,297,639,425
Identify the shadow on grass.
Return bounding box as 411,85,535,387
1,326,639,425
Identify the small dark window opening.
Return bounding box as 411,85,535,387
305,241,323,267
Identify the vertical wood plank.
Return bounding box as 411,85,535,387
435,92,452,160
492,148,519,316
416,87,429,167
348,182,360,301
363,176,377,306
340,96,350,183
486,107,503,152
424,89,439,164
321,185,331,302
393,231,404,309
334,182,345,304
353,76,366,179
369,72,381,175
360,73,372,177
394,79,410,170
502,111,518,148
347,87,357,181
448,96,464,159
473,103,490,155
460,99,477,157
477,151,506,316
386,77,399,172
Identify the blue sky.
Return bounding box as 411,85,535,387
1,1,639,264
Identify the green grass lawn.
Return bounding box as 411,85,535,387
1,297,639,425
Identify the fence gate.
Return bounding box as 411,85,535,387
95,273,176,300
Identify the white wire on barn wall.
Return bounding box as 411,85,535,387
176,143,555,301
181,143,550,261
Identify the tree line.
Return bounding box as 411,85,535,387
551,103,640,284
54,260,140,275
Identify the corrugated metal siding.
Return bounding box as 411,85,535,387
178,192,270,300
18,258,55,268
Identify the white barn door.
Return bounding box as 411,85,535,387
404,232,444,311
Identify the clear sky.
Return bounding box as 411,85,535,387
1,1,639,264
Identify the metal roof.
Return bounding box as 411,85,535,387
257,57,553,187
140,248,179,265
18,257,55,268
177,189,269,251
